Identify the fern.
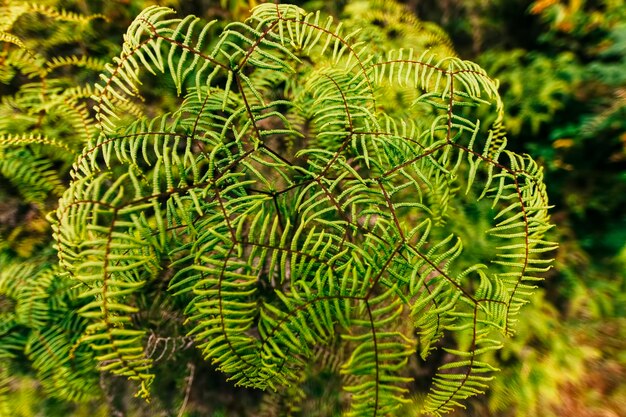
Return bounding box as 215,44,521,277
0,2,555,415
0,1,106,211
0,1,114,409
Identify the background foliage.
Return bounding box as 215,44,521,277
412,1,626,416
0,0,624,416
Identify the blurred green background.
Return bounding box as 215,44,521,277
0,0,624,416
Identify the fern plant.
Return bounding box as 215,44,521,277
1,2,554,416
0,1,107,249
0,2,111,411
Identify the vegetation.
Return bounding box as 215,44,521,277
0,1,623,416
414,1,626,416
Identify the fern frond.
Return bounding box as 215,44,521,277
486,152,555,334
342,286,414,416
0,132,75,153
0,249,101,401
17,3,106,25
343,0,456,57
53,170,162,397
0,2,104,59
44,55,107,75
0,47,42,82
0,147,65,203
425,335,501,415
0,30,28,52
91,6,218,132
0,360,11,416
26,323,100,402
